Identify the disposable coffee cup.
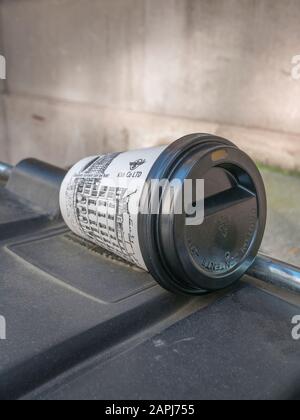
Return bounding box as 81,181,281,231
60,133,267,295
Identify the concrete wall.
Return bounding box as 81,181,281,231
1,0,300,169
0,1,7,162
0,84,7,162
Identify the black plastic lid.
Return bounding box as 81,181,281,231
139,134,267,295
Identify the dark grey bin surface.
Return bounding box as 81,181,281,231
0,161,300,400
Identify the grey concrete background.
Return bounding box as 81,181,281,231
0,0,300,169
261,168,300,266
0,91,6,162
0,3,7,163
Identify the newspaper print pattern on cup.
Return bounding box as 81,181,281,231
60,146,167,270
